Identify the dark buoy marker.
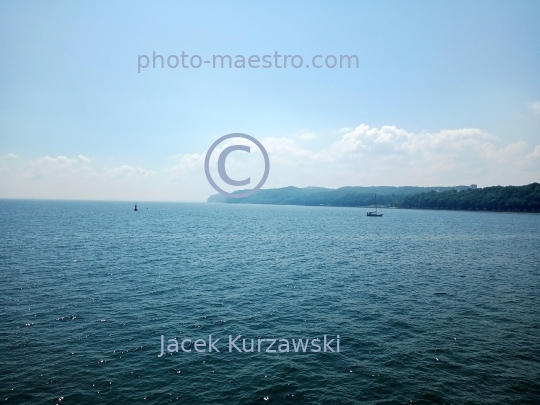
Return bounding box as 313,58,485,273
134,203,138,212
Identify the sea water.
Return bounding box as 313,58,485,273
1,200,539,403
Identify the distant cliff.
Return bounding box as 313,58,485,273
207,183,540,213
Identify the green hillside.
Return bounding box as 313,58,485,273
399,183,540,212
207,183,540,213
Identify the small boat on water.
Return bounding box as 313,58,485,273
134,203,138,212
367,194,383,217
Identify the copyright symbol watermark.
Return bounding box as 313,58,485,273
204,133,270,198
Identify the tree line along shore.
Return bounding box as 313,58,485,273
208,183,540,213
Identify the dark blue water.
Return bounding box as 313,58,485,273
1,200,539,404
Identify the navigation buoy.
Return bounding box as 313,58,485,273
134,203,138,212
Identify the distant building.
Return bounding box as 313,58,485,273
470,184,478,189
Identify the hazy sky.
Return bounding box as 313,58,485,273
1,1,539,201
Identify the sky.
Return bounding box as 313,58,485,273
1,0,539,201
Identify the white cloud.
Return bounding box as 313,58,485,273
527,101,540,115
256,124,540,188
167,124,540,192
162,124,539,192
0,124,538,201
293,131,316,140
263,137,314,160
28,155,91,177
527,145,540,159
167,153,204,178
333,127,353,134
102,165,156,179
78,155,91,164
0,155,160,200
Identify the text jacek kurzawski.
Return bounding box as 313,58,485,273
158,335,341,356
